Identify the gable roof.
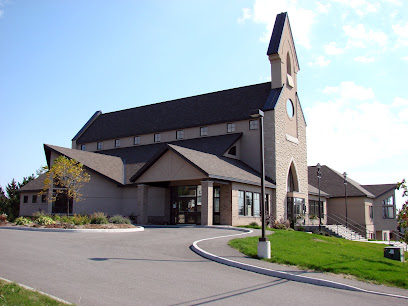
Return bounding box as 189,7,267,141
99,133,243,184
308,165,375,198
361,184,397,198
131,144,275,188
18,173,47,192
44,144,125,185
75,83,282,144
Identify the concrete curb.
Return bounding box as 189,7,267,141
0,226,144,233
191,227,408,300
0,276,73,305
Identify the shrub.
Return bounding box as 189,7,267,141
72,214,90,225
272,218,290,230
14,217,32,225
109,215,131,224
295,226,305,232
35,215,55,225
52,214,61,222
32,211,49,218
90,212,109,224
60,215,74,224
0,213,7,223
249,222,259,227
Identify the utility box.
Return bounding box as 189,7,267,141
384,246,404,262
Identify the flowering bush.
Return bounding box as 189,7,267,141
34,215,55,225
15,217,32,225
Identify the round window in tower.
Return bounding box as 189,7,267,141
286,99,294,118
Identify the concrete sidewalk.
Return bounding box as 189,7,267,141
193,227,408,299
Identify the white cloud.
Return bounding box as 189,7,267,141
354,56,375,63
330,0,379,16
306,86,408,175
316,2,331,14
381,0,403,5
392,23,408,47
322,81,375,101
238,0,316,49
324,42,345,55
343,24,388,48
403,56,408,62
309,56,331,67
238,8,252,24
392,97,408,107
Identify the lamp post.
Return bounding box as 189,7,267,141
317,163,322,231
250,109,270,259
343,172,348,228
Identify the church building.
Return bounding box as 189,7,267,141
19,12,309,226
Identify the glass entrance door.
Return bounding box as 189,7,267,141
171,186,201,225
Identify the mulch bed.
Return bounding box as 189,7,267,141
0,222,136,229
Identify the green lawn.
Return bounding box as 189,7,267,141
229,229,408,289
0,280,70,305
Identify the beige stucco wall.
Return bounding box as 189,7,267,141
19,192,49,216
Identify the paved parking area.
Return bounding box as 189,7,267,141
0,227,406,305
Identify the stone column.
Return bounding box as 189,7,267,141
201,181,213,226
137,184,149,224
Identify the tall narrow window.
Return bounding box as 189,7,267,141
382,196,395,219
32,195,37,203
115,139,120,147
287,52,292,76
238,191,245,216
200,126,208,136
23,195,28,203
97,142,103,150
176,130,184,140
134,136,140,145
41,194,47,203
249,120,258,130
154,133,161,142
227,123,236,133
253,193,260,217
245,192,253,217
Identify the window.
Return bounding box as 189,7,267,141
176,130,184,140
308,200,324,217
134,136,140,145
227,123,236,133
227,146,236,156
213,187,220,225
115,139,120,147
23,195,28,203
286,99,294,118
249,120,258,130
382,196,395,219
97,142,103,150
32,195,37,203
81,144,86,151
287,52,292,76
41,194,47,203
253,193,260,217
154,133,161,142
238,191,245,216
369,206,373,219
200,126,208,136
238,190,263,217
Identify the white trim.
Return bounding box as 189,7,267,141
286,134,298,144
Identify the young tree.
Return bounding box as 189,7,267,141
42,156,90,215
397,179,408,231
6,179,20,220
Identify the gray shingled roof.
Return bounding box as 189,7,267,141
267,12,286,55
75,83,282,144
44,144,124,185
308,184,329,197
362,184,396,198
18,173,47,192
99,133,242,184
131,144,275,188
308,165,375,198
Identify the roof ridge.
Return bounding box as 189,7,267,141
100,82,272,116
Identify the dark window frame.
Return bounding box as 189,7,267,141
134,136,140,145
114,139,120,147
97,142,103,150
23,195,28,203
154,133,161,142
227,123,236,133
176,130,184,140
32,195,37,203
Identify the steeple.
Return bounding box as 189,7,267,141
267,12,300,90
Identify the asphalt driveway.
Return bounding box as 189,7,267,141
0,227,406,305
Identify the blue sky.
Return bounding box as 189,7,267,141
0,0,407,208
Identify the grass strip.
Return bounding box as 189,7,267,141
229,229,408,289
0,279,70,305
